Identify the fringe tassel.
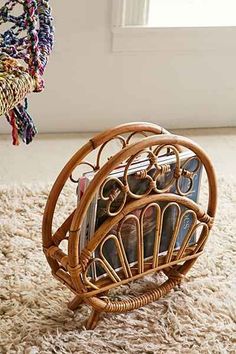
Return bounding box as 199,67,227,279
7,98,37,145
9,110,19,146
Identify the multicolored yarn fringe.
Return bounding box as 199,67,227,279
0,0,54,144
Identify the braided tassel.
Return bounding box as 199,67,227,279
9,110,19,146
7,98,37,145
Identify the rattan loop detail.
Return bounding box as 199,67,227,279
67,264,83,277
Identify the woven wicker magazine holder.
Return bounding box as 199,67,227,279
42,122,217,329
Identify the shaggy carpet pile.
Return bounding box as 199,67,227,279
0,177,235,354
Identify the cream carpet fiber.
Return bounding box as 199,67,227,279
0,177,235,354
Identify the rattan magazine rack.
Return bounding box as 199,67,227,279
42,122,217,329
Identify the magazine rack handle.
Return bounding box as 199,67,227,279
42,122,217,330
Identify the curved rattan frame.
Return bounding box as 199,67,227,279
42,122,217,329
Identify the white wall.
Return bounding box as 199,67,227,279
1,0,236,134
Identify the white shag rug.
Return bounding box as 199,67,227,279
0,177,235,354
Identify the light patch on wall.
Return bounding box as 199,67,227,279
148,0,236,28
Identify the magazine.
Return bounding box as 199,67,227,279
77,151,202,279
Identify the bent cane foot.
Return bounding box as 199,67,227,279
86,308,101,330
68,295,83,311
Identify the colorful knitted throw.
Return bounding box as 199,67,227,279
0,0,53,144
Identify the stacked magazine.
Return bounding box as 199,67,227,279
77,150,202,279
